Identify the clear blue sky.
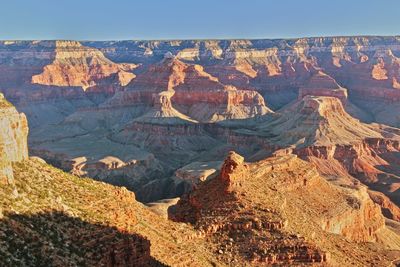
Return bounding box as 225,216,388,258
1,0,399,40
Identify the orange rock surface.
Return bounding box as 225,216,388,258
31,41,137,90
170,152,399,266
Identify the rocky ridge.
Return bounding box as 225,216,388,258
169,151,400,266
108,56,271,122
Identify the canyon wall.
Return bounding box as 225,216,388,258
2,37,400,265
2,37,400,127
2,36,400,210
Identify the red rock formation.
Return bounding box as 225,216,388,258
318,186,385,242
257,96,382,147
219,151,245,183
368,190,400,221
31,41,137,90
169,151,394,265
294,138,400,205
215,96,400,219
298,71,348,103
134,90,197,124
259,96,400,213
118,56,272,122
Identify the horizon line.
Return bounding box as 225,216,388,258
1,34,400,43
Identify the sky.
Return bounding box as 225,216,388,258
1,0,399,40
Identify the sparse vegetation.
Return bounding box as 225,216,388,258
0,159,220,266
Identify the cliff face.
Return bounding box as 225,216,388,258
81,37,400,109
0,93,28,185
1,37,399,127
295,138,400,206
117,56,271,122
31,41,137,90
258,95,383,147
273,96,400,207
298,70,348,104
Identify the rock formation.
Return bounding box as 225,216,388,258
117,56,272,122
169,151,399,266
134,90,198,124
298,70,348,104
257,95,383,147
221,96,400,214
31,41,137,90
368,190,400,221
0,93,28,185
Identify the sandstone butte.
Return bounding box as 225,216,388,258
1,37,400,266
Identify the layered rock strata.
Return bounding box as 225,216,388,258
31,41,137,90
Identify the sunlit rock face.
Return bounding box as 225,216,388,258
0,93,28,184
169,151,396,265
117,56,272,122
31,40,137,90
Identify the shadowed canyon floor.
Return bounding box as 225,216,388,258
2,37,400,265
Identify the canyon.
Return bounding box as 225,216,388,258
2,96,400,265
2,36,400,265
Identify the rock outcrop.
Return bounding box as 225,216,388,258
298,71,348,104
0,93,28,184
133,90,197,124
219,151,246,184
240,96,400,212
31,41,137,90
169,151,398,266
368,190,400,221
258,96,383,147
117,56,272,122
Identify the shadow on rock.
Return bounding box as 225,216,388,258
0,210,166,266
